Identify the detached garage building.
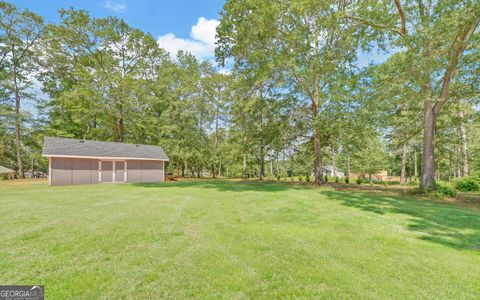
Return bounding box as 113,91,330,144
42,136,168,186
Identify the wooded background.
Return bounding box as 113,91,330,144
0,0,478,190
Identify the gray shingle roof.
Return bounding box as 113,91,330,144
42,137,168,160
0,165,15,173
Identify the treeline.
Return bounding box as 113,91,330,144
0,1,479,189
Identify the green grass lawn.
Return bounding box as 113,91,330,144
1,180,479,299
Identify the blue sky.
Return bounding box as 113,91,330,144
12,0,225,59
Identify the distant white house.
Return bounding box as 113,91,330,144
322,165,345,178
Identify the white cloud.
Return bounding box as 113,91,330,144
157,17,219,59
103,0,126,13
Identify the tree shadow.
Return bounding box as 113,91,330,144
129,179,300,192
130,180,480,251
320,190,480,251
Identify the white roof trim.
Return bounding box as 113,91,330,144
43,154,169,161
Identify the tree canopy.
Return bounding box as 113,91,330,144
0,0,478,189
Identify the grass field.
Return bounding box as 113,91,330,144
1,179,479,299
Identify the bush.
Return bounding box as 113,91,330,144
471,172,480,181
356,177,362,185
298,176,303,182
453,177,480,192
277,175,281,181
435,182,457,197
324,175,329,183
335,176,339,183
345,177,349,184
305,175,310,182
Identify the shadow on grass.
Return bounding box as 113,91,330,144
130,179,300,192
131,180,480,251
320,190,480,251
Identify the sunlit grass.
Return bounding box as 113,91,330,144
0,179,479,298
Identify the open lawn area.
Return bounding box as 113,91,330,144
1,180,479,299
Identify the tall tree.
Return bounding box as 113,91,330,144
0,2,43,178
41,9,163,142
343,0,480,189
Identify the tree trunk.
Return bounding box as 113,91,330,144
331,148,337,178
242,153,247,179
448,153,452,181
456,150,461,178
400,143,407,185
114,116,124,142
420,101,436,189
259,144,265,180
113,93,125,142
459,110,469,177
31,158,35,179
313,130,324,184
347,153,351,178
218,156,222,177
12,61,24,179
212,104,220,179
419,21,477,189
414,146,418,178
270,149,274,176
310,83,325,184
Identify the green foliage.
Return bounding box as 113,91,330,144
298,176,303,182
324,175,329,183
305,175,310,182
453,177,480,192
356,177,362,185
335,177,339,183
345,177,349,184
435,182,458,198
